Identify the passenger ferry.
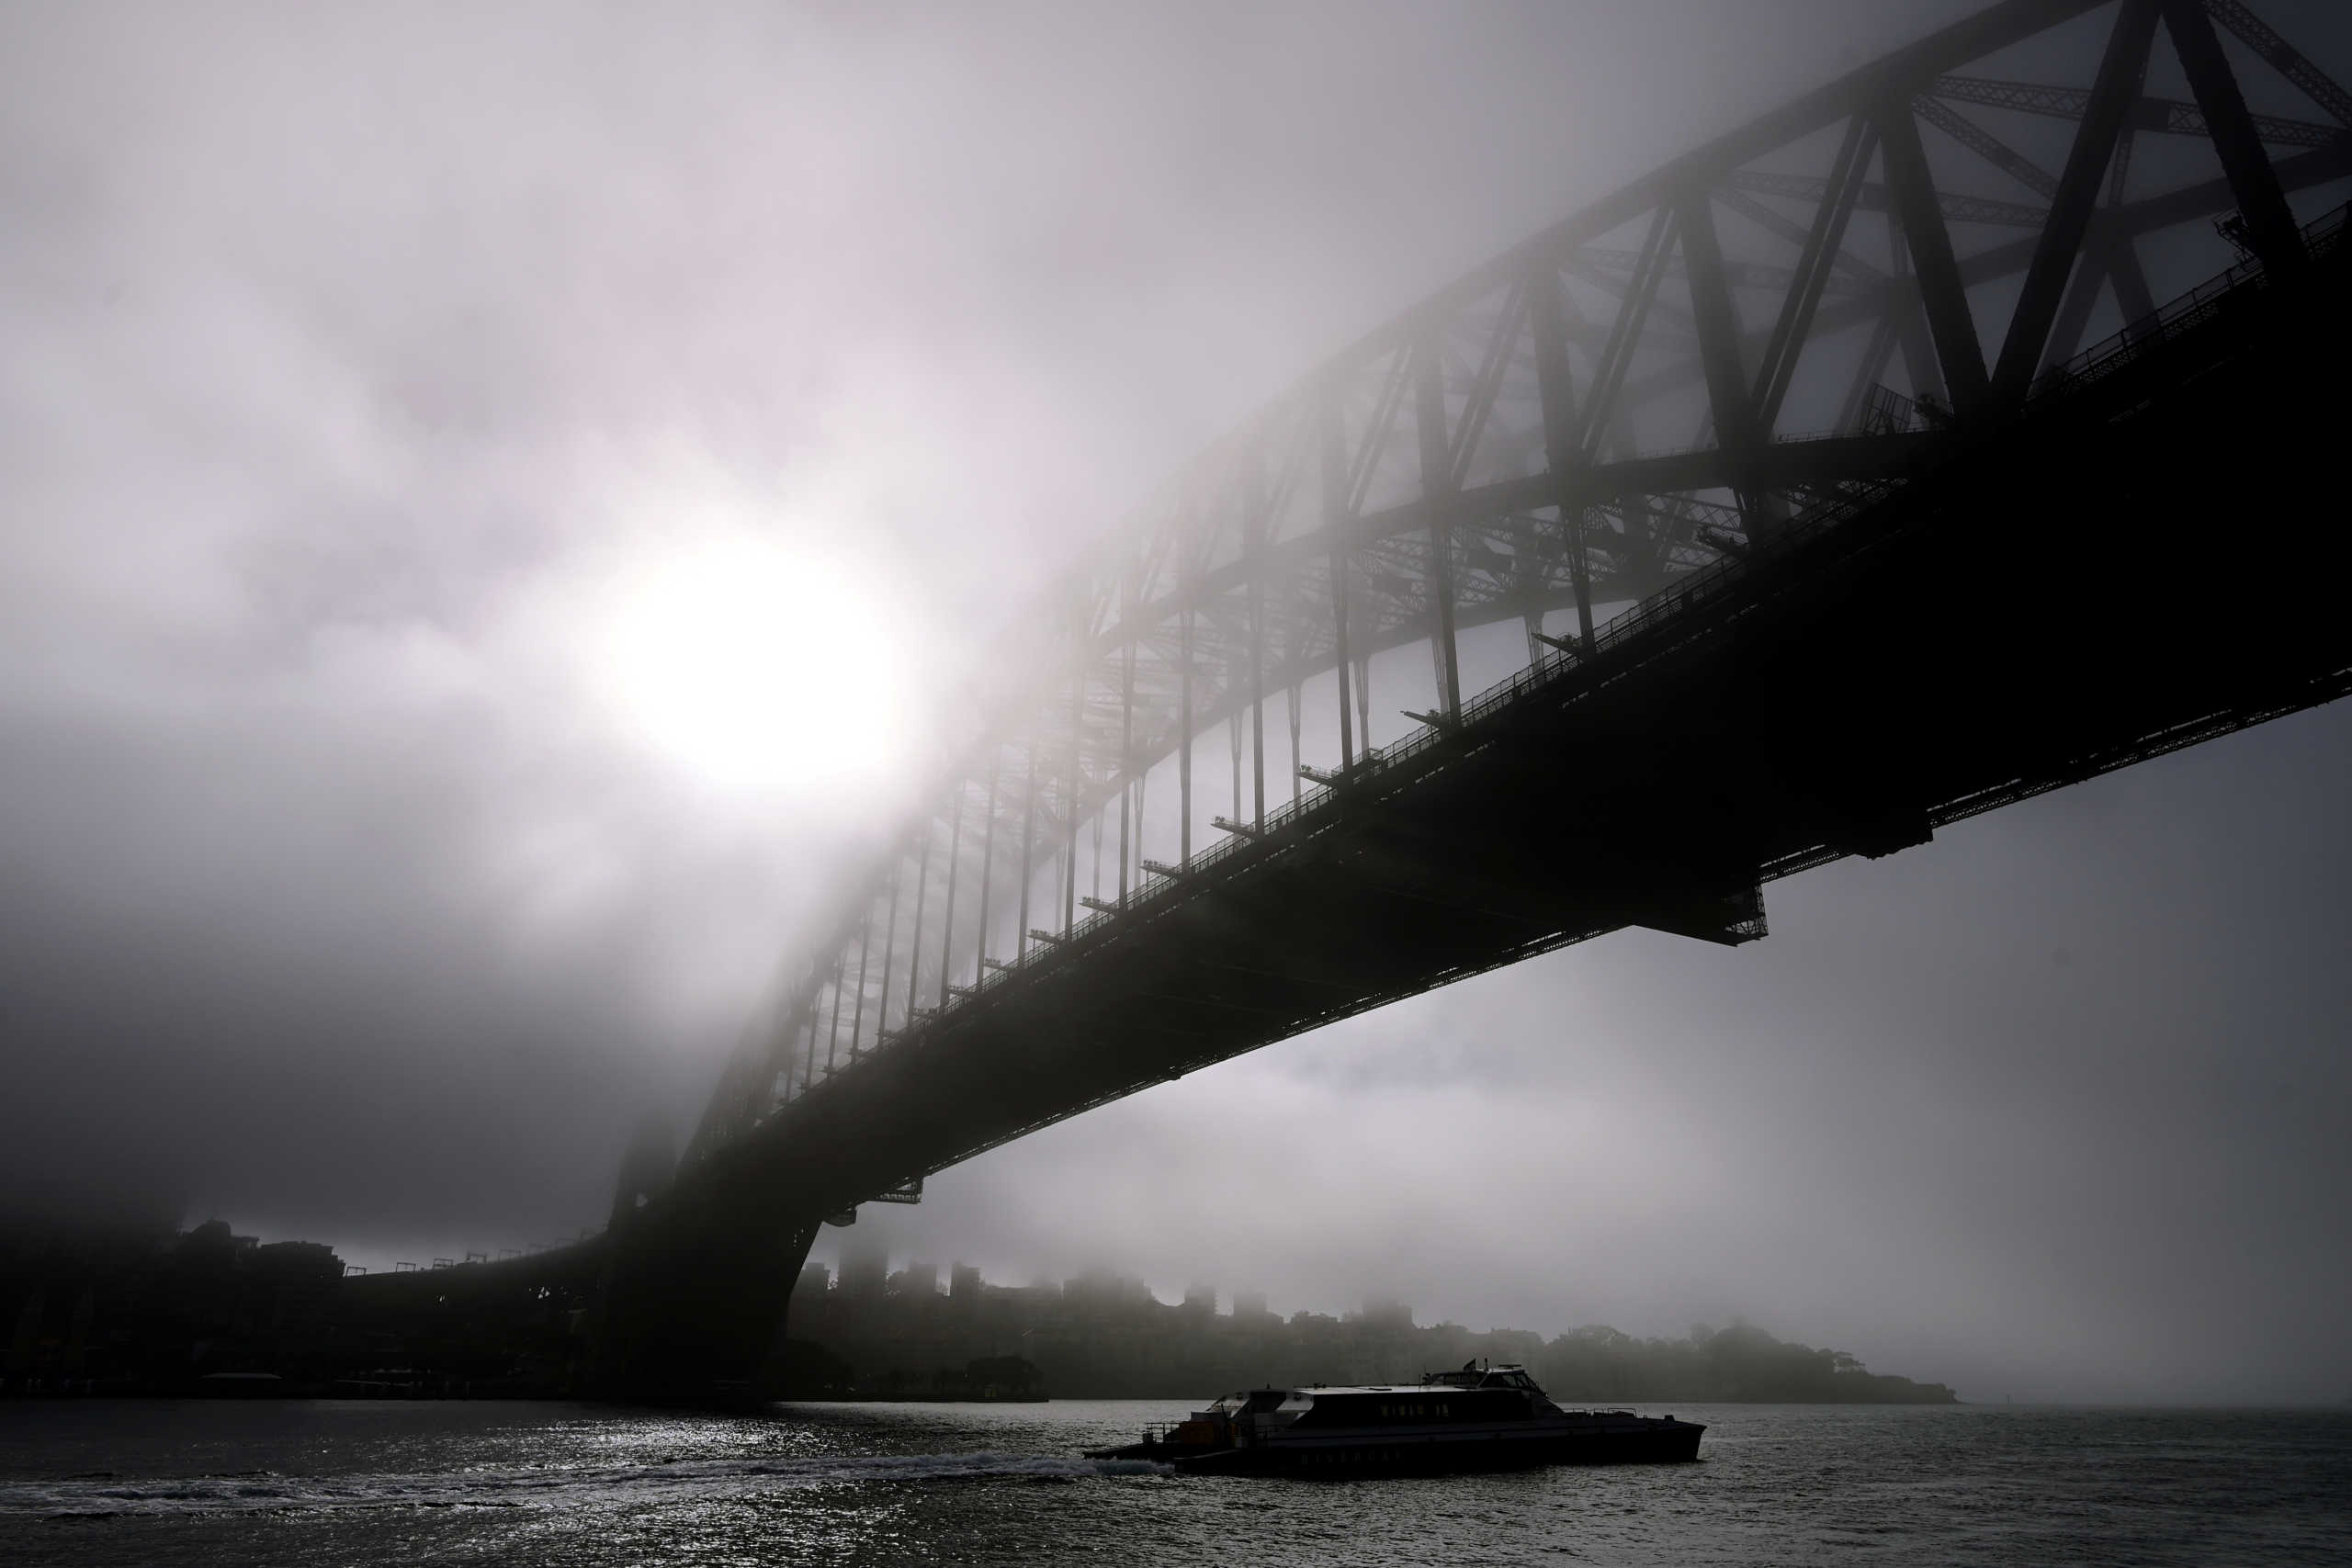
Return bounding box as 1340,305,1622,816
1086,1361,1703,1475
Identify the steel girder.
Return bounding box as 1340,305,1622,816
687,0,2352,1168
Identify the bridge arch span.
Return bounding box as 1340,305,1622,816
593,0,2352,1402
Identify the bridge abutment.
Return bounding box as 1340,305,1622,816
588,1134,820,1406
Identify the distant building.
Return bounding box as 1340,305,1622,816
949,1263,981,1307
1231,1291,1272,1323
1182,1284,1216,1319
1063,1268,1155,1317
794,1262,831,1301
836,1239,888,1300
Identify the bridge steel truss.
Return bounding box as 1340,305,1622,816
684,0,2351,1203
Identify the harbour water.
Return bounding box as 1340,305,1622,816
2,1399,2346,1565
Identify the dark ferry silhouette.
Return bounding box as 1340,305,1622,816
1087,1360,1703,1476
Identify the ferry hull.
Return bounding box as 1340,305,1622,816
1105,1419,1704,1477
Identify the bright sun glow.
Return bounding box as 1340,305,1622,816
599,533,910,796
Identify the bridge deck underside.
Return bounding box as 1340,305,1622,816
709,252,2351,1227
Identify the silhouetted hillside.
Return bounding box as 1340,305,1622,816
789,1259,1959,1403
0,1219,1954,1404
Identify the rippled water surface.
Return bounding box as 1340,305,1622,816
2,1399,2346,1565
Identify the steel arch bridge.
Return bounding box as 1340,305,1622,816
586,0,2352,1400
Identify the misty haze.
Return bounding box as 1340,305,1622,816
4,0,2350,1562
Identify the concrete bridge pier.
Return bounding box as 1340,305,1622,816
587,1126,820,1405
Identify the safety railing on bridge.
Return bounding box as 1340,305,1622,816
2032,199,2349,401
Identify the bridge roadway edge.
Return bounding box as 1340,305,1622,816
565,231,2352,1407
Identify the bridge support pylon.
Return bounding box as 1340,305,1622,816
586,1127,820,1407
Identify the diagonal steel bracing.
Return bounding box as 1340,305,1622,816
683,0,2352,1209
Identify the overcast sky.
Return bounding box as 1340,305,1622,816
4,0,2347,1407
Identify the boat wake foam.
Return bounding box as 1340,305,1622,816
1,1450,1172,1518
